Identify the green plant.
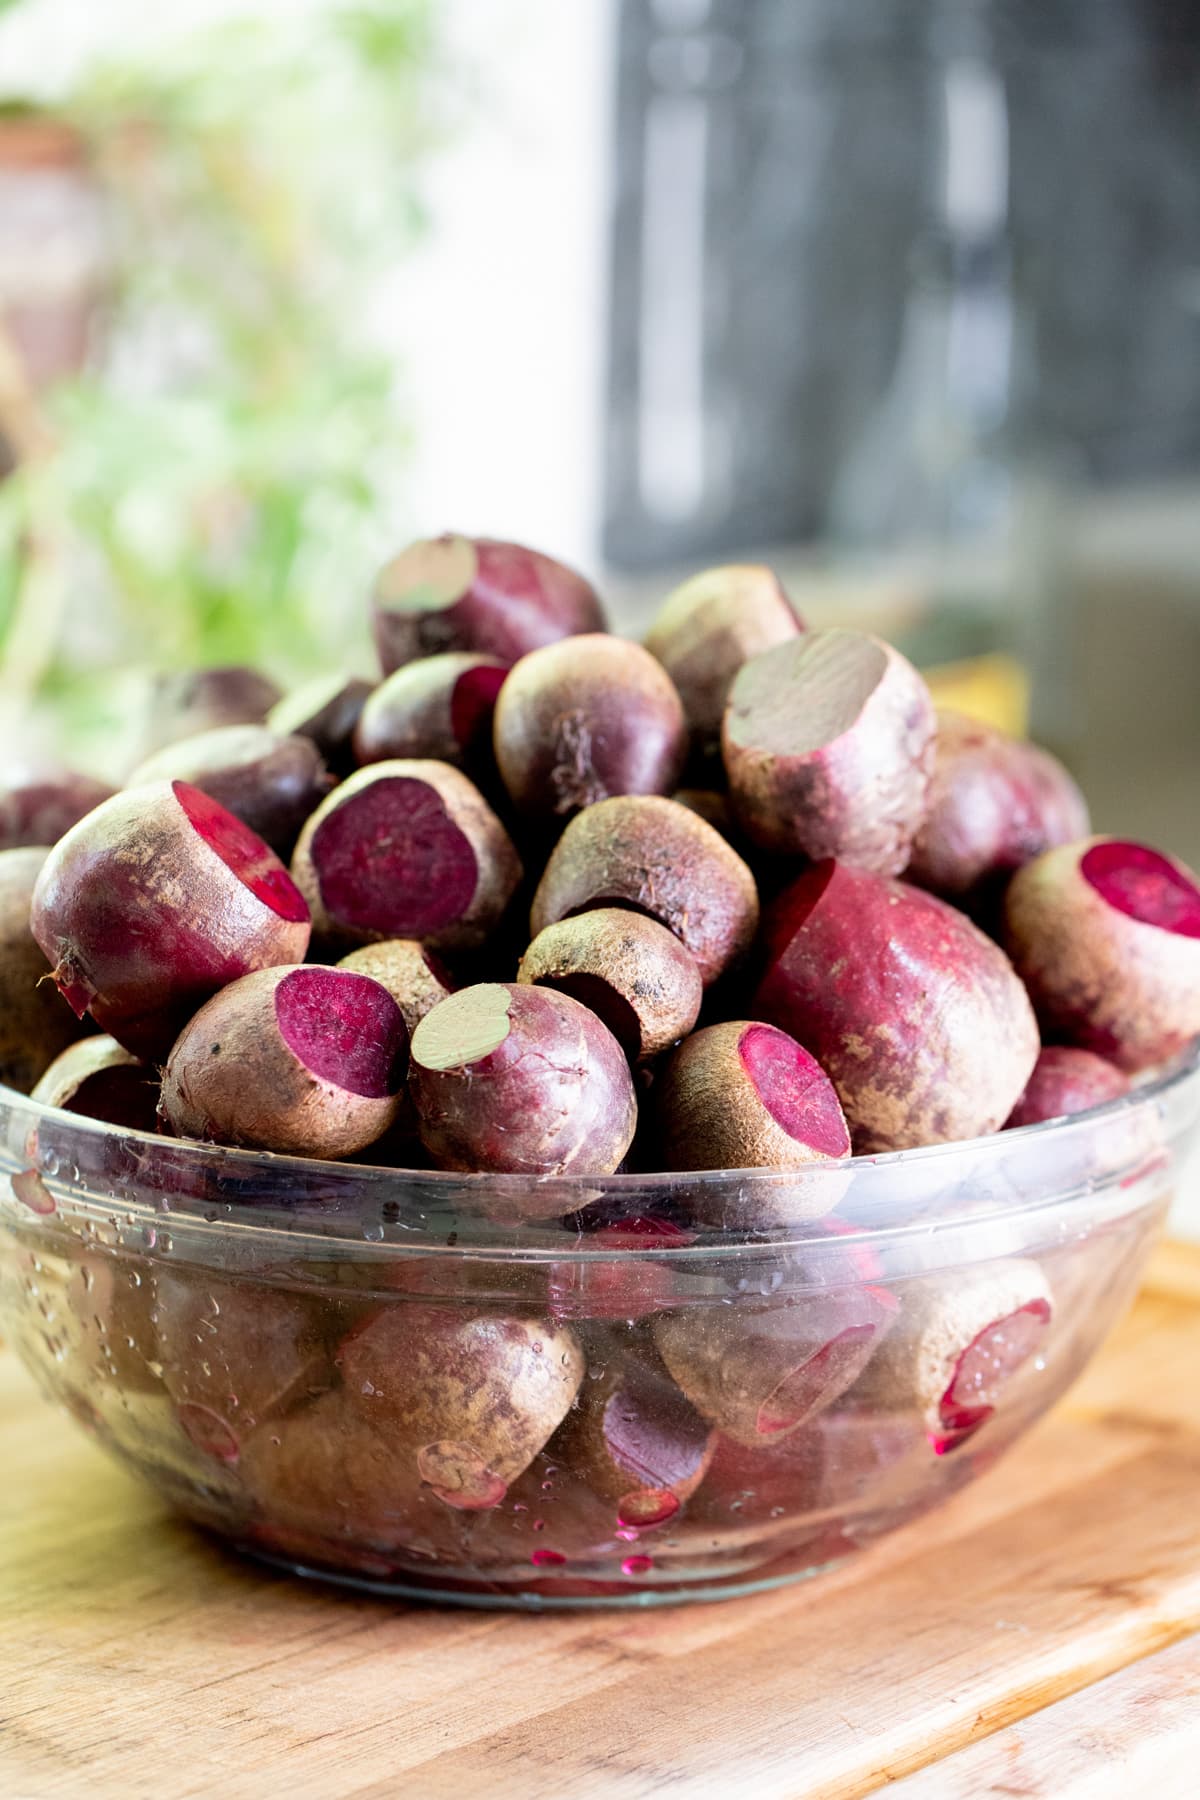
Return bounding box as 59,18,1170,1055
0,0,445,771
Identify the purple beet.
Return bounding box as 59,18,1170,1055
126,725,333,856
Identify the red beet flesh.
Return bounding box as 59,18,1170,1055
274,967,408,1098
1005,1046,1131,1129
30,781,310,1058
409,982,637,1176
933,1298,1052,1454
353,654,508,772
291,761,521,952
372,534,605,673
1004,837,1200,1072
160,964,408,1158
738,1024,851,1158
756,860,1039,1151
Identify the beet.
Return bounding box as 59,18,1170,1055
851,1261,1053,1453
517,908,702,1063
493,635,688,825
1005,1046,1131,1129
0,846,82,1091
31,1035,160,1133
551,1353,716,1528
755,860,1039,1151
655,1021,850,1192
155,1271,332,1460
135,665,282,757
654,1286,897,1450
337,938,454,1037
409,982,637,1176
0,766,115,850
336,1305,585,1508
644,563,801,758
371,533,604,673
290,760,522,953
723,628,935,874
906,710,1090,902
30,781,310,1059
353,653,508,776
1004,837,1200,1073
266,675,372,774
530,794,759,987
160,964,409,1159
126,725,332,856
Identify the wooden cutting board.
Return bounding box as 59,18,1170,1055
4,1242,1200,1800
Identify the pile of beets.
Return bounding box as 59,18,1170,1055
4,534,1200,1193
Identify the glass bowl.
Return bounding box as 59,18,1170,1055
3,1044,1198,1610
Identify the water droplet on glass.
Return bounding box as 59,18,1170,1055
622,1555,653,1576
530,1548,565,1567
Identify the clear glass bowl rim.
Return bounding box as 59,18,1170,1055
2,1037,1197,1265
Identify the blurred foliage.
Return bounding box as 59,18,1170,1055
0,0,446,769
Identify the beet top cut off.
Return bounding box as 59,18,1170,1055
161,963,409,1159
31,781,311,1060
371,533,605,673
723,627,936,874
353,652,508,772
409,982,637,1177
517,907,702,1063
290,759,521,952
1005,836,1200,1073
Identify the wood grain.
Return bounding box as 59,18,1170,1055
2,1243,1200,1800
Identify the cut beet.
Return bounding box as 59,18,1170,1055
530,795,759,987
850,1260,1053,1453
1005,1046,1130,1129
291,761,521,953
1005,836,1200,1072
723,629,936,874
353,653,508,773
29,782,310,1059
552,1353,715,1524
371,534,605,673
161,964,408,1158
517,907,703,1062
933,1298,1052,1454
654,1020,851,1208
409,982,637,1176
644,562,802,757
756,860,1039,1151
32,1035,160,1133
655,1287,896,1449
275,967,408,1099
493,634,688,824
174,782,310,920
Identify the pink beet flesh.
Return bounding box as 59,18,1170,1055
1082,840,1200,939
176,782,308,922
756,1324,878,1438
310,777,478,935
450,662,508,751
933,1298,1052,1454
274,966,408,1097
738,1022,851,1156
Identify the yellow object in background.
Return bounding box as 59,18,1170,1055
923,653,1030,738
